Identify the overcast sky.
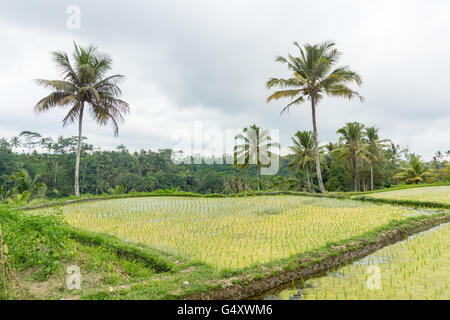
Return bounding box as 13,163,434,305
0,0,449,159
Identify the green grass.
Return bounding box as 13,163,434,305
15,238,178,300
65,226,176,272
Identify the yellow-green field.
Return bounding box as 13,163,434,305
35,196,417,270
364,186,450,204
274,222,450,300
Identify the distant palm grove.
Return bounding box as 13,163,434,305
0,42,448,203
0,126,448,202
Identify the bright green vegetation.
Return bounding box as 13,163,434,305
0,206,164,299
365,186,450,205
0,205,216,300
36,196,417,270
274,223,450,300
1,131,448,203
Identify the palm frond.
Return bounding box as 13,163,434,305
280,96,304,114
266,89,301,102
62,103,82,126
267,41,363,112
51,51,79,84
325,84,364,102
265,78,299,89
34,92,75,112
34,79,77,92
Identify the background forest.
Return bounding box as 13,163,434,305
1,126,448,202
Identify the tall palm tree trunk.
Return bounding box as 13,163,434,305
256,140,261,191
306,167,311,192
74,103,84,196
53,158,58,184
353,154,358,192
256,164,260,191
370,163,374,191
311,98,325,193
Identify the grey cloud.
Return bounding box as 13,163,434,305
0,0,449,160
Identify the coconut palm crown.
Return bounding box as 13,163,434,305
288,130,318,192
365,126,389,190
234,124,279,190
335,122,368,191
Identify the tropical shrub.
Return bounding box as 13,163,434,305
7,169,47,203
0,207,70,278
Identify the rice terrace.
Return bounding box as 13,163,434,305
0,0,449,310
363,186,450,205
36,196,423,269
8,188,449,301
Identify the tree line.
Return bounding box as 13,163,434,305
0,127,448,202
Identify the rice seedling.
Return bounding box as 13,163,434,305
364,186,450,205
35,196,416,270
276,223,449,300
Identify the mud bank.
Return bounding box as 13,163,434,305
186,215,450,300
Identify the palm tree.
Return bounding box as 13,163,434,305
9,136,21,151
286,171,317,192
19,131,41,154
365,126,388,191
34,43,129,196
431,151,444,180
227,176,248,194
0,139,10,155
267,175,289,191
324,142,338,154
288,131,316,192
394,154,430,184
266,41,363,193
234,124,279,191
39,136,54,154
386,143,407,166
8,169,47,200
335,122,368,192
